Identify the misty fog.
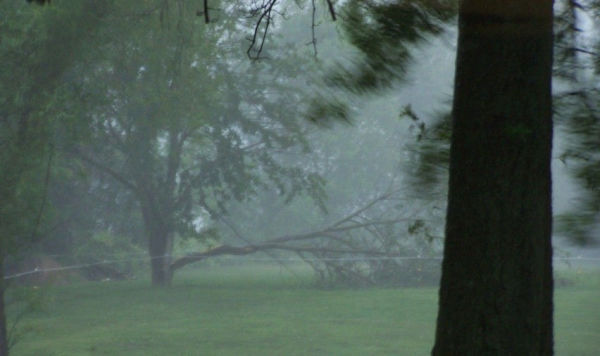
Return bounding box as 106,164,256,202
1,1,599,355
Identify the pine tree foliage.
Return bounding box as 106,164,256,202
321,0,600,245
554,0,600,244
306,0,456,122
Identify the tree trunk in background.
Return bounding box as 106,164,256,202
433,1,554,354
141,201,174,287
0,258,8,356
148,228,173,287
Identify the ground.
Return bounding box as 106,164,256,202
7,263,600,355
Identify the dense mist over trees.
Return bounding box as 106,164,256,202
1,0,599,355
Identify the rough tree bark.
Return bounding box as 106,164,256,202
433,1,554,354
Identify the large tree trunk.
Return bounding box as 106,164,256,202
140,201,174,287
433,1,554,354
0,258,8,356
148,228,173,287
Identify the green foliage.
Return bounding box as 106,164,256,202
305,97,350,125
0,0,104,256
402,110,450,197
553,0,600,244
72,231,146,279
43,157,145,256
307,0,456,123
15,1,328,286
330,0,455,92
368,0,600,248
87,0,321,209
4,286,47,352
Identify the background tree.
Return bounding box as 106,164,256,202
432,1,554,353
62,1,325,287
156,1,455,287
14,0,453,291
0,1,107,353
37,158,146,280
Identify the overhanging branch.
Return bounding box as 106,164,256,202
244,0,336,59
325,0,336,21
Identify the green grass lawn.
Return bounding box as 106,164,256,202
8,264,600,355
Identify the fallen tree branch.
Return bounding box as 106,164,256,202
169,190,430,272
220,216,303,279
170,242,390,271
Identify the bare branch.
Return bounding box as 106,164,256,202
204,0,210,23
220,216,303,279
75,149,139,194
170,242,391,271
325,0,336,21
169,185,434,272
241,0,337,59
247,0,279,59
330,190,395,228
311,0,318,57
196,0,210,23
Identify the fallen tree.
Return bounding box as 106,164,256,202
170,188,443,287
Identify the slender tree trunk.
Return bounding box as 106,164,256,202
0,257,8,356
433,1,554,354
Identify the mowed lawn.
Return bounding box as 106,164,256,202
9,265,600,356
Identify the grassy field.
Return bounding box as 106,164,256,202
7,264,600,355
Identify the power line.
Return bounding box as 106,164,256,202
3,255,599,281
